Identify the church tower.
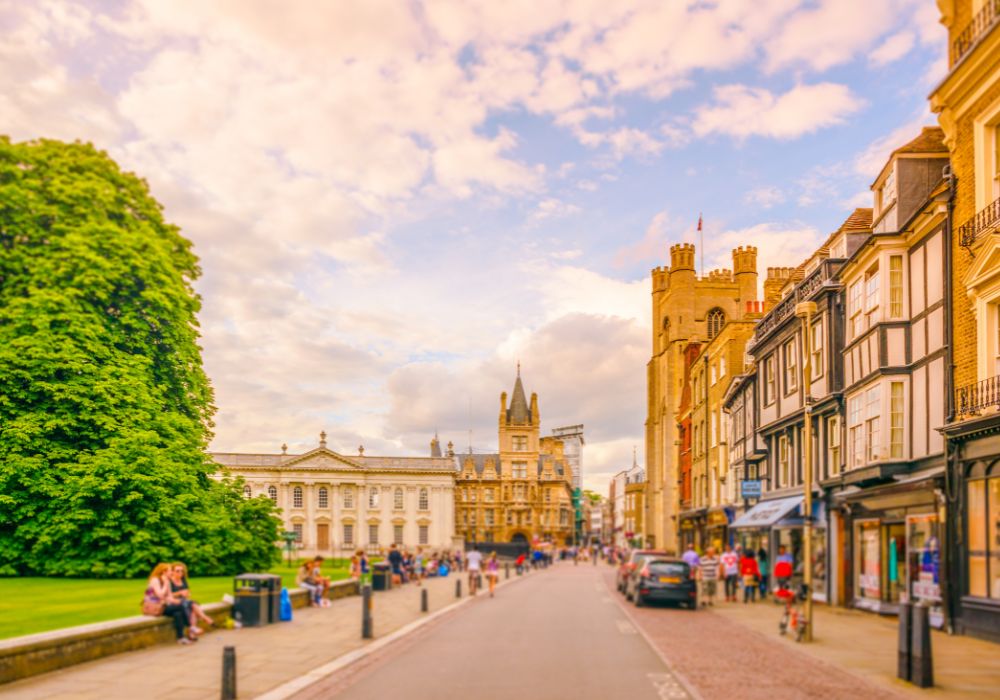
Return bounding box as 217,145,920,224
499,365,540,478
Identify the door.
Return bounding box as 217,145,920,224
317,523,330,551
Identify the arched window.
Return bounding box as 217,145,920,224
292,486,303,508
243,484,252,498
394,487,404,510
317,487,328,509
267,486,277,503
707,308,725,340
419,488,429,511
343,486,354,509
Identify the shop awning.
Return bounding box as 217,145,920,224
730,496,804,529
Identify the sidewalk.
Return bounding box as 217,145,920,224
0,571,505,700
710,597,1000,698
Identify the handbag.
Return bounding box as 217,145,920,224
742,574,757,587
141,595,165,616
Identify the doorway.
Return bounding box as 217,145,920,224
317,523,330,551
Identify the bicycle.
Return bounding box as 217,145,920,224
777,583,809,642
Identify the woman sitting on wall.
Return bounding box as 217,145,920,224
169,562,214,633
142,563,195,644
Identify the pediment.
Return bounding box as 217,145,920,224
282,447,364,470
965,236,1000,293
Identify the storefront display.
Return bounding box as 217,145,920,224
857,521,881,603
967,474,1000,599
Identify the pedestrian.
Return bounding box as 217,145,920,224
681,542,701,571
757,547,769,598
739,549,760,603
699,546,721,606
720,544,739,602
413,547,424,585
774,545,794,593
485,551,499,597
388,543,403,584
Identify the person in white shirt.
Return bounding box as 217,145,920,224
465,547,483,595
720,544,740,602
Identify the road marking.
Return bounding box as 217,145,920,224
648,672,691,699
601,596,613,603
616,619,637,635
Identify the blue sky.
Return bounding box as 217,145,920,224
1,0,947,492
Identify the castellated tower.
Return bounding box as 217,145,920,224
644,241,758,552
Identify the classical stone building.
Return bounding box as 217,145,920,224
452,371,576,547
645,243,759,550
215,434,457,557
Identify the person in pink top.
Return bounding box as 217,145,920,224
720,544,740,602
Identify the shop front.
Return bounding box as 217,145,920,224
706,508,732,552
678,509,706,552
838,477,945,627
731,494,827,600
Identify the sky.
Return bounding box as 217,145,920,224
1,0,946,494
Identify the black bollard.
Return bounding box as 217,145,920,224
911,603,934,688
361,584,373,639
897,601,912,682
456,578,462,598
221,646,236,700
421,587,428,613
505,562,510,579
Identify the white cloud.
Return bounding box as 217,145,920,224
853,115,937,180
705,222,824,280
744,186,786,209
530,197,582,222
694,83,865,140
869,30,915,67
613,210,671,268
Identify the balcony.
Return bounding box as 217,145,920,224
959,196,1000,247
953,0,1000,66
957,376,1000,418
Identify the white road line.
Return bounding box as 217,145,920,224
616,619,637,635
648,672,691,700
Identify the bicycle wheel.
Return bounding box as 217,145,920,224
779,610,789,635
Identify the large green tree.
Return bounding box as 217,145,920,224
0,138,280,577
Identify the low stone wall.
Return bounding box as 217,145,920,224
0,579,360,686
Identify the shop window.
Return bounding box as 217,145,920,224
907,514,942,614
965,471,1000,599
889,382,904,458
856,521,881,601
889,256,904,318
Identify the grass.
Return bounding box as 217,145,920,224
0,559,353,641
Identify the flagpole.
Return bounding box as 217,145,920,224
698,213,703,277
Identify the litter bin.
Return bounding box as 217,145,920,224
372,562,392,591
234,573,281,627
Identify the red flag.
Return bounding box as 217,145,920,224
697,214,703,231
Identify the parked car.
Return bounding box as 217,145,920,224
618,549,669,599
632,558,697,609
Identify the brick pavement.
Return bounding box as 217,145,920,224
0,571,488,700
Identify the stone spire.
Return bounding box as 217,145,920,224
507,366,530,425
430,431,442,457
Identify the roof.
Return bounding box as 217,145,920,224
212,448,457,473
508,373,531,424
892,126,947,156
838,207,873,232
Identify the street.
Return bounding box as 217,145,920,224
298,563,694,700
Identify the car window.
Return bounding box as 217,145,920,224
648,561,688,576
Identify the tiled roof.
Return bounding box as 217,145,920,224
892,126,947,156
838,207,873,233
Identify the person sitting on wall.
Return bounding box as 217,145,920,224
295,560,324,607
312,556,332,606
169,562,214,633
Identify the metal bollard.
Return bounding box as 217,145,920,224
421,587,428,613
455,578,462,598
505,562,510,579
221,646,236,700
911,603,934,688
897,601,912,682
361,584,373,639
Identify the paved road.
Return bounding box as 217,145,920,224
300,563,694,700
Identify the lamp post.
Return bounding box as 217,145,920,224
281,531,298,567
794,301,817,642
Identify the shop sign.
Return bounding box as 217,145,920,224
740,480,762,499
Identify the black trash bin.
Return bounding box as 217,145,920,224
372,562,392,591
234,573,281,627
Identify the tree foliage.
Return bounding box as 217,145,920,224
0,138,280,577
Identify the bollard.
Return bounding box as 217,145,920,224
897,601,912,682
505,562,510,579
361,584,373,639
221,646,236,700
456,578,462,598
911,603,934,688
421,587,428,613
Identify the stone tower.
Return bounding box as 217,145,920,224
645,241,758,551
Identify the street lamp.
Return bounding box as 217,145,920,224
794,301,816,642
281,531,298,566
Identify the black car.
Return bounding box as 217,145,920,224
633,558,697,609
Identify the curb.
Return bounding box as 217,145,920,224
255,566,539,700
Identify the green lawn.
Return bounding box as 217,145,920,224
0,560,352,641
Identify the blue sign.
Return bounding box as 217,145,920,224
740,480,762,499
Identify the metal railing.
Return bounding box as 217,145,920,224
957,376,1000,417
959,196,1000,247
953,0,1000,65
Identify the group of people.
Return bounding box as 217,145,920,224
683,543,796,605
142,562,215,644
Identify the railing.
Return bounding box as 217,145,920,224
957,376,1000,417
749,259,841,347
953,0,1000,65
959,196,1000,247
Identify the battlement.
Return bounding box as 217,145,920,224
732,246,757,275
705,268,732,282
766,266,796,280
669,243,696,272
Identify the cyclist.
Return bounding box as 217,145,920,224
466,546,483,596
